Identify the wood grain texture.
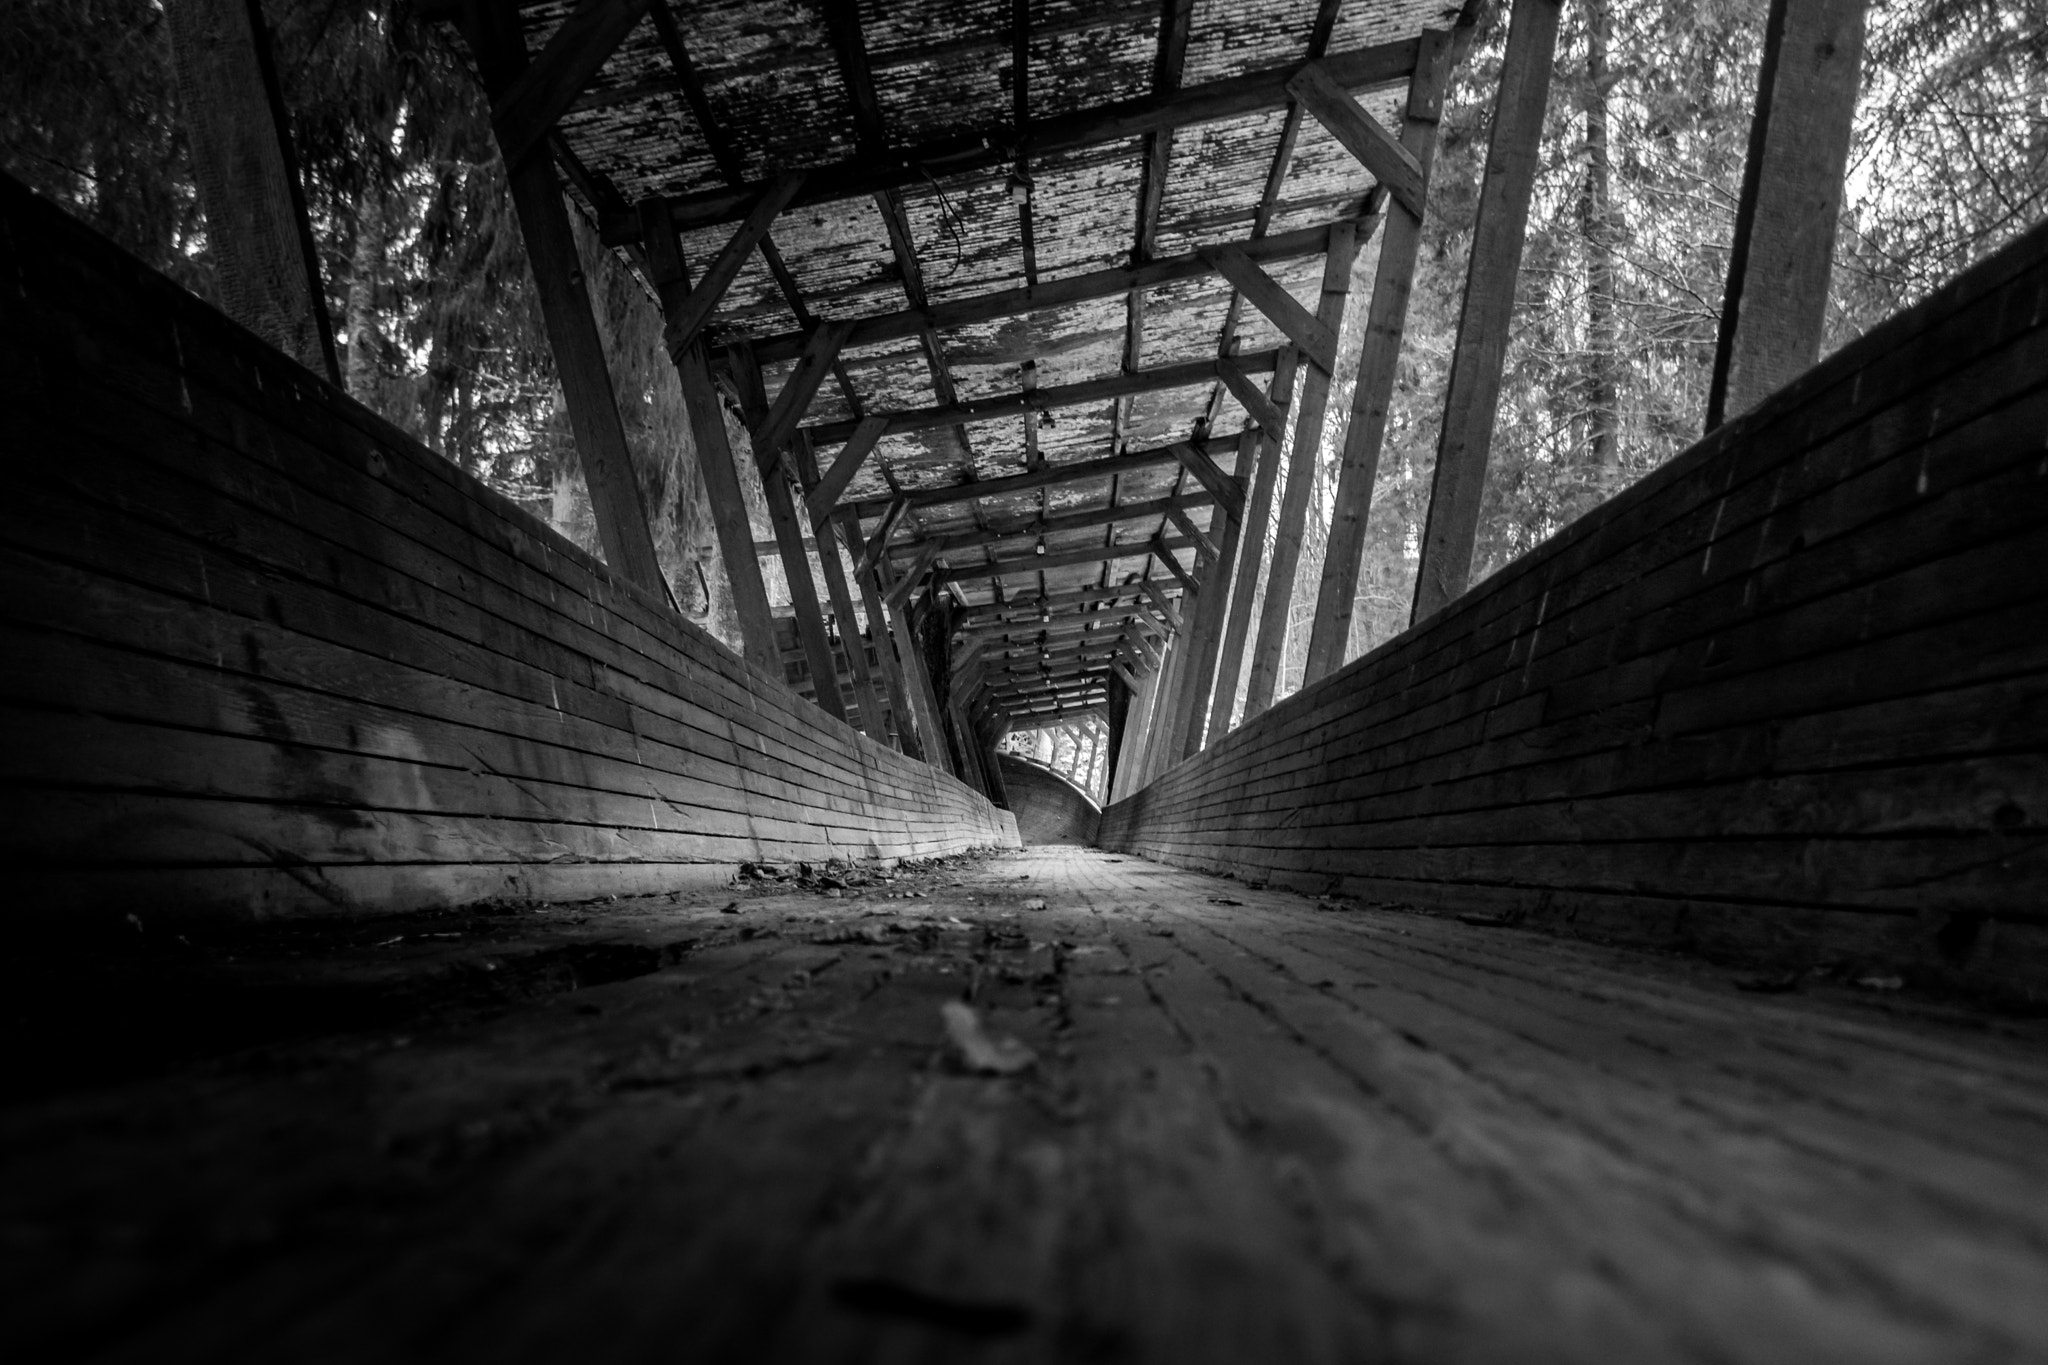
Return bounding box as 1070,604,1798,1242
10,848,2044,1361
1102,214,2048,1003
0,180,1013,921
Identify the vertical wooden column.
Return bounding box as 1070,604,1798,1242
1138,625,1189,787
1304,30,1457,672
637,207,780,674
877,563,956,777
1406,0,1564,627
1111,661,1163,803
1103,669,1133,800
1175,437,1254,760
795,436,889,741
1205,346,1297,744
839,513,924,759
462,6,666,597
1243,223,1361,719
1706,0,1868,428
728,344,846,721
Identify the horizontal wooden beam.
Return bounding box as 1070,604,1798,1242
845,435,1238,520
603,38,1420,238
961,582,1171,626
955,602,1166,645
937,535,1198,586
808,351,1278,446
744,221,1341,363
888,494,1215,561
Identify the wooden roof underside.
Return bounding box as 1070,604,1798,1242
518,0,1469,721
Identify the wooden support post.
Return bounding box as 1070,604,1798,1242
876,560,956,776
730,347,847,721
1103,668,1133,801
1243,221,1361,719
1176,431,1254,759
1706,0,1868,429
464,4,668,597
839,513,923,758
1301,30,1452,678
1402,2,1561,630
1208,347,1297,742
636,205,781,671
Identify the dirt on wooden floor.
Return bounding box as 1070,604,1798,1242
6,846,2048,1364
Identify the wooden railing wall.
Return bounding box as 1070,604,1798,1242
0,178,1015,921
1100,217,2048,1002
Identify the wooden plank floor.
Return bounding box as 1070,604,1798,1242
7,846,2048,1364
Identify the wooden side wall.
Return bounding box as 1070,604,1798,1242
996,756,1103,847
0,179,1016,922
1100,217,2048,1002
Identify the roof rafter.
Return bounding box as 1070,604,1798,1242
601,38,1422,239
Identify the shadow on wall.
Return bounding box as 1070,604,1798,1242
997,756,1102,847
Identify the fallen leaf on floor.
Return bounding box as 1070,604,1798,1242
1207,897,1243,906
720,902,741,914
1022,897,1048,911
941,1001,1036,1075
1856,974,1905,991
1457,913,1513,927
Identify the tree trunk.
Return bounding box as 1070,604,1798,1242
162,0,336,379
1581,0,1620,475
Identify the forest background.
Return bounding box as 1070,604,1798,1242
4,0,2043,711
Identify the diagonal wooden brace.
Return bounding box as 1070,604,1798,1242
1201,244,1339,373
1287,61,1427,223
